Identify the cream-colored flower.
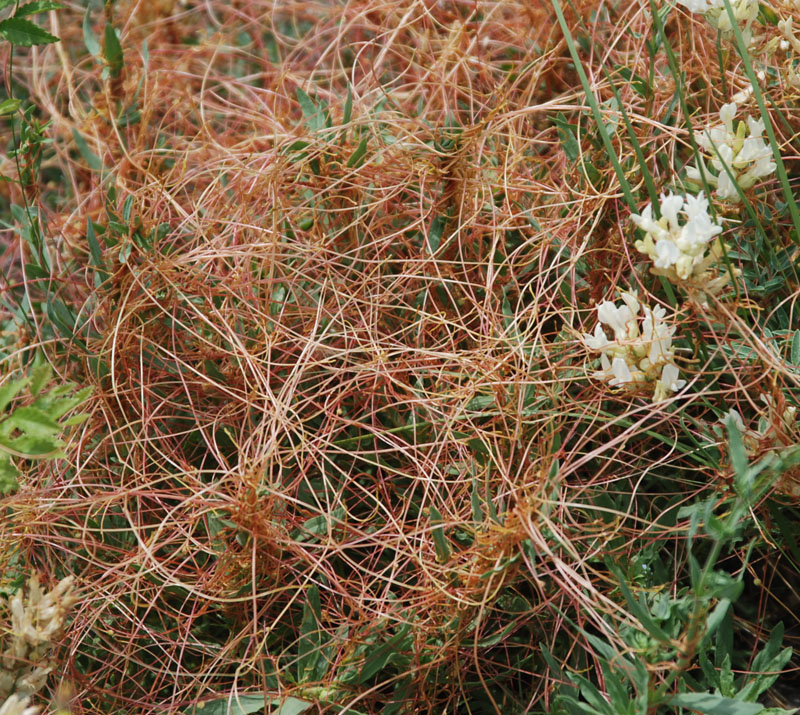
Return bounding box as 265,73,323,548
687,103,776,202
631,192,723,282
0,694,38,715
582,292,685,401
676,0,759,42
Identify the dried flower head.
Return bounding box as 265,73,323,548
0,576,77,701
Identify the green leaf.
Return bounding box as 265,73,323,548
103,22,123,78
758,2,779,24
185,695,266,715
297,585,327,683
30,364,51,396
72,129,103,171
8,406,61,437
293,506,345,543
342,84,353,127
296,88,325,132
346,135,368,168
14,1,64,17
429,505,451,563
427,215,445,254
552,113,580,162
0,434,63,457
606,560,670,642
0,0,17,10
0,379,28,413
82,7,100,56
667,693,764,715
726,414,750,495
273,698,313,715
0,16,58,46
791,330,800,365
0,98,21,116
0,456,20,494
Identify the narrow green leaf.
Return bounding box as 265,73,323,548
0,98,21,116
296,88,324,132
14,1,64,17
103,22,123,78
429,505,451,563
0,17,58,46
726,414,749,486
427,215,445,254
342,84,353,126
470,478,483,523
792,330,800,365
346,136,368,168
550,0,637,211
297,585,324,683
72,129,103,171
82,7,100,56
606,560,670,642
87,219,103,266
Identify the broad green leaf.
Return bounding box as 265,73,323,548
8,406,61,437
274,698,313,715
667,693,763,715
185,695,266,715
103,22,123,77
0,434,63,457
30,364,52,396
0,379,29,413
0,456,20,494
0,17,58,46
14,1,64,17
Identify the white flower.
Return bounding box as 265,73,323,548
688,103,776,203
0,695,38,715
583,293,685,401
676,0,759,40
632,192,722,282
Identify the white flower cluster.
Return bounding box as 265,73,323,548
582,291,686,401
0,576,77,703
686,102,776,202
676,0,759,41
631,191,725,284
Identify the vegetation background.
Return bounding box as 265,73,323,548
1,0,800,713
